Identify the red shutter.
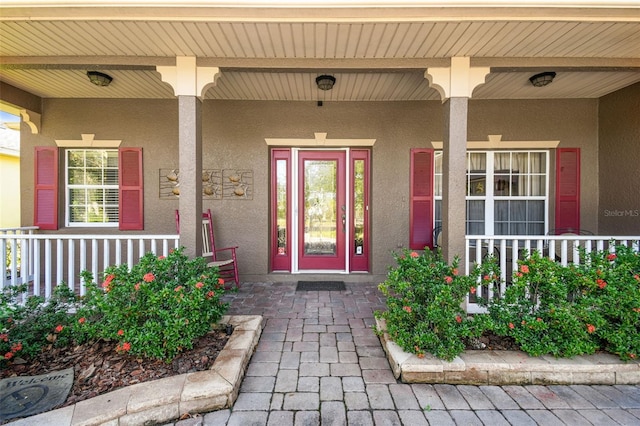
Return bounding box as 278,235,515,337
555,148,580,232
119,148,144,230
410,148,434,250
34,147,59,230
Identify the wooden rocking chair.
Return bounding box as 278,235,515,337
175,209,240,289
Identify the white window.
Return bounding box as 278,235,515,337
65,149,119,226
435,150,549,236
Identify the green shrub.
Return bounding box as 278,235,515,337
487,251,599,357
1,284,80,366
376,249,490,361
378,244,639,362
575,245,640,360
73,247,229,361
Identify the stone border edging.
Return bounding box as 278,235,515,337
9,315,262,426
376,318,640,385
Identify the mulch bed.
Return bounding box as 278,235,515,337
1,330,229,411
467,331,520,351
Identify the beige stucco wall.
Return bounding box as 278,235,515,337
598,82,640,235
20,96,604,282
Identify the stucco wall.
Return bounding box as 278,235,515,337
21,97,602,282
598,82,640,235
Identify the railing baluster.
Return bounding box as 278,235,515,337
57,239,64,286
68,240,75,293
0,237,6,291
80,239,87,296
45,239,52,299
127,239,134,269
32,240,40,297
90,239,99,295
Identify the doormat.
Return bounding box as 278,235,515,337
0,367,74,422
296,281,346,291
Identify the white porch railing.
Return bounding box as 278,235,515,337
2,227,179,302
464,235,640,314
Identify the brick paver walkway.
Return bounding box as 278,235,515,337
168,282,640,426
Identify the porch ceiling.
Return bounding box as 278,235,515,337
1,2,639,102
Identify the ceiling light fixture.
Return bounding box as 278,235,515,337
529,71,556,87
316,75,336,91
87,71,113,87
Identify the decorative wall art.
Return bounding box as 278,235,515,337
222,169,253,200
159,168,253,200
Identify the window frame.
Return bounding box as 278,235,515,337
434,150,550,236
65,148,119,228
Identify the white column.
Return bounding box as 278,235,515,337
425,58,489,264
157,57,221,258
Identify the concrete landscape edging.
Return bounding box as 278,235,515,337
376,318,640,385
8,315,262,426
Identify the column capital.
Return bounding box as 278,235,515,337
157,56,220,98
425,57,489,100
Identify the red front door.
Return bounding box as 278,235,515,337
298,151,346,270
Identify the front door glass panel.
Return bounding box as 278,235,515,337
304,160,337,256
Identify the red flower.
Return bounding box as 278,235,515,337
586,324,596,334
4,352,13,360
607,253,617,261
206,291,215,299
403,306,412,313
596,279,607,289
630,353,637,359
515,272,523,278
520,265,530,274
444,276,453,284
122,342,131,351
410,251,419,258
508,322,515,329
11,342,22,352
117,329,124,336
78,317,86,324
134,283,141,291
0,333,8,342
469,287,477,294
483,275,490,282
536,317,542,322
102,274,115,291
143,273,155,283
634,274,640,282
455,315,462,323
452,268,459,276
55,325,64,333
195,282,204,289
633,308,640,313
158,255,166,260
216,278,225,288
174,286,183,292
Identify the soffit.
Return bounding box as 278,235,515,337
1,5,639,101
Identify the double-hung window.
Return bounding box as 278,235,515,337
434,150,549,236
66,149,119,227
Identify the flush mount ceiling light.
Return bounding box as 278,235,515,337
315,75,336,91
87,71,113,87
529,71,556,87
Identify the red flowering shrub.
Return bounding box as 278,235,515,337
376,249,490,361
73,247,229,361
487,245,640,360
